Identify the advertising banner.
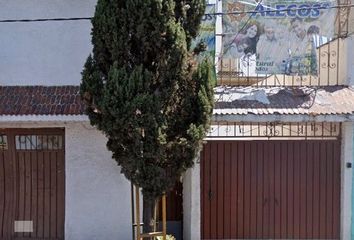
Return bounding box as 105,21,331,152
192,3,217,63
222,0,336,75
192,2,217,82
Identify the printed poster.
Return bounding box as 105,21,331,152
222,0,336,75
192,3,217,64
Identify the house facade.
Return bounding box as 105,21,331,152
0,1,354,240
0,1,132,240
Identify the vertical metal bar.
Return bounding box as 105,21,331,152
153,200,157,233
229,58,232,86
330,122,334,137
339,122,342,138
247,57,250,86
162,194,167,240
131,183,135,240
229,58,232,85
243,122,246,137
220,58,223,85
318,43,322,86
136,186,140,240
250,122,253,137
336,39,340,85
327,41,330,86
217,122,220,137
226,122,229,137
338,0,341,38
345,1,350,35
321,122,325,137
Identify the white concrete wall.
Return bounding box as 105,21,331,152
341,122,353,240
0,0,96,86
65,123,132,240
0,121,132,240
183,156,201,240
347,35,354,86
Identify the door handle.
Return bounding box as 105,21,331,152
208,190,214,200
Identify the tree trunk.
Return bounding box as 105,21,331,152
142,197,155,234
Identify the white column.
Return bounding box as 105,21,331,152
347,35,354,86
183,157,201,240
341,122,353,240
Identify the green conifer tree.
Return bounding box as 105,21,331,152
80,0,214,233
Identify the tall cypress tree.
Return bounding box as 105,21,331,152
80,0,214,233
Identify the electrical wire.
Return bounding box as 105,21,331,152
0,17,92,23
215,3,354,15
0,3,352,23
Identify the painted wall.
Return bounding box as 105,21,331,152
347,35,354,86
342,122,353,240
2,0,352,87
183,158,201,240
351,121,354,240
0,121,132,240
0,0,96,86
65,122,132,240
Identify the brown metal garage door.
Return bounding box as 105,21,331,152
0,129,65,240
201,140,341,239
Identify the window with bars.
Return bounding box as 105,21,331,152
15,135,63,150
207,122,341,139
0,135,8,150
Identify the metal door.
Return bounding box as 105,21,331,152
0,129,65,240
201,140,341,239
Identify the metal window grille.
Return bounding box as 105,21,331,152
0,135,8,150
206,122,341,139
15,135,63,150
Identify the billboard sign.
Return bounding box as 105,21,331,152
192,3,217,63
192,2,217,82
222,0,336,75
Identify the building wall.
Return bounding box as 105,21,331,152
0,0,96,86
342,122,353,240
65,122,131,240
351,121,354,240
183,156,201,240
0,121,132,240
347,35,354,86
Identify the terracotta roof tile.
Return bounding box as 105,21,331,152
2,85,354,117
0,86,85,115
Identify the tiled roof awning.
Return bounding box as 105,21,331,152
0,86,85,115
1,85,354,117
214,86,354,116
